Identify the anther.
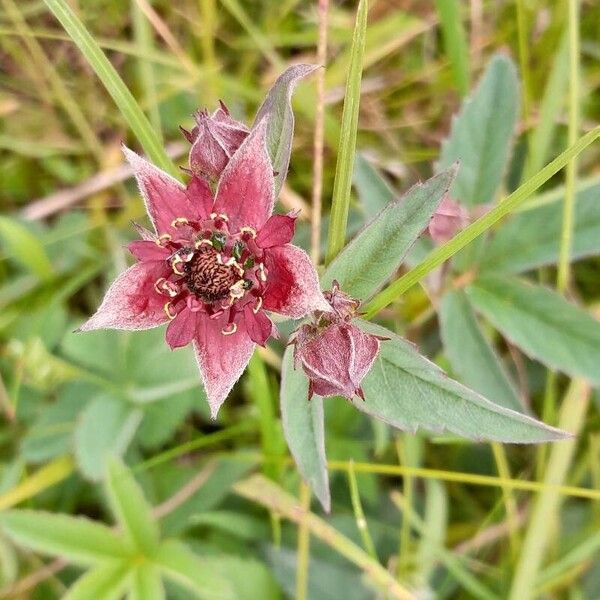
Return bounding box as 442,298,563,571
171,217,189,228
210,212,229,222
253,296,263,314
258,263,267,282
229,280,246,300
154,278,178,297
195,238,213,249
222,323,237,336
163,302,176,320
156,233,171,246
240,226,257,239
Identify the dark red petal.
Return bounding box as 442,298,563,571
346,325,380,388
123,146,201,235
186,176,214,219
213,119,274,232
255,213,297,248
78,262,170,332
243,304,272,346
128,240,170,262
262,244,330,318
165,305,198,349
193,315,255,418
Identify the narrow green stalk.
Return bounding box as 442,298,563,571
508,379,590,600
43,0,177,176
556,0,580,292
515,0,532,124
198,0,220,104
491,443,519,560
363,126,600,318
325,0,368,264
295,482,311,600
347,461,378,560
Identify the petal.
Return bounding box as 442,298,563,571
193,316,255,418
123,146,201,235
128,240,171,262
165,305,198,349
243,304,272,346
255,213,297,249
186,176,214,219
262,244,330,318
347,326,380,387
213,119,274,232
78,262,169,332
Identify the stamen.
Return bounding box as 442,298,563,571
171,217,189,228
222,323,237,336
210,212,229,222
229,280,246,300
232,240,244,260
195,238,213,249
156,233,171,246
258,263,267,282
163,302,176,320
253,296,263,314
154,278,178,297
240,226,257,239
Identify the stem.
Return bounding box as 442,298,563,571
364,126,600,318
491,443,519,560
508,379,590,600
347,460,378,560
295,482,311,600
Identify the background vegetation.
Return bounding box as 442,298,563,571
0,0,599,598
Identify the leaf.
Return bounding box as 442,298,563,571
75,395,143,481
106,458,159,557
439,289,523,412
64,561,131,600
481,184,600,273
352,153,394,218
155,539,234,600
466,275,600,384
325,0,368,263
253,64,319,195
129,563,165,600
280,346,330,512
322,169,455,300
354,321,568,442
0,216,54,280
437,54,519,207
0,510,130,565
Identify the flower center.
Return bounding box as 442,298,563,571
184,245,239,303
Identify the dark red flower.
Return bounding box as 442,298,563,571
79,120,329,417
182,101,249,181
292,283,383,401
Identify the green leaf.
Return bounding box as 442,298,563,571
322,169,455,300
353,153,394,218
75,395,143,481
354,321,568,442
106,458,159,557
481,184,600,273
466,275,600,384
129,563,165,600
326,0,368,263
439,289,523,412
0,510,130,565
437,54,519,207
280,346,330,512
0,216,54,280
155,539,234,600
254,64,319,195
64,561,131,600
43,0,176,176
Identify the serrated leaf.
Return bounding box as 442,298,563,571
322,169,455,300
439,289,523,412
481,184,600,273
437,54,519,207
129,563,165,600
0,216,54,280
106,458,159,557
75,395,143,481
354,321,567,443
466,275,600,384
0,510,129,565
353,153,394,218
280,346,330,512
64,561,131,600
155,539,234,600
253,64,319,195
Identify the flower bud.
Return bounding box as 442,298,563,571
185,101,249,180
428,195,469,243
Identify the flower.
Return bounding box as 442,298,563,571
79,120,330,417
292,283,384,401
181,101,249,181
428,194,469,243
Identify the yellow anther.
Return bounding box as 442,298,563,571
171,255,186,276
210,212,229,222
240,226,257,238
154,278,177,297
156,233,171,246
229,280,246,300
195,238,213,249
163,302,176,320
171,217,189,228
253,296,263,314
258,263,267,282
222,323,237,336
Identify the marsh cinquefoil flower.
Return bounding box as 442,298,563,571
292,283,385,401
79,120,329,417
